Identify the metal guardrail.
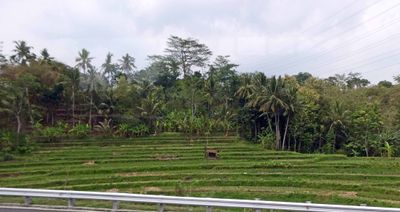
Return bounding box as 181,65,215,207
1,188,400,212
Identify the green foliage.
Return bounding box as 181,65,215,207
40,126,65,142
1,37,400,157
0,131,34,160
69,124,91,138
258,130,275,149
94,119,114,137
346,103,383,156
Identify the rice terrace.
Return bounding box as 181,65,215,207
2,0,400,211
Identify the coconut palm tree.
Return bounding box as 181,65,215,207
328,101,349,150
249,76,288,150
235,74,255,100
39,48,54,65
119,53,136,76
10,40,35,66
87,66,98,127
101,52,118,85
65,68,80,126
75,49,93,74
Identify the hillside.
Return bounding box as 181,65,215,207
1,135,400,210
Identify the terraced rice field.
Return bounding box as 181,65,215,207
1,134,400,211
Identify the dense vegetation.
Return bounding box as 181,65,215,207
1,36,400,160
2,134,400,210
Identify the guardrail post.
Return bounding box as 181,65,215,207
159,203,165,212
24,196,32,206
112,200,120,211
68,198,75,208
206,206,212,212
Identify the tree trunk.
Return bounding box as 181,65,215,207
282,116,290,150
25,87,34,127
72,85,75,126
89,92,93,128
275,114,281,150
15,111,21,147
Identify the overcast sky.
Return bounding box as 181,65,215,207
1,0,400,83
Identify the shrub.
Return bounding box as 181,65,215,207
69,124,91,138
94,119,114,137
258,130,275,149
2,153,14,161
0,131,34,158
116,123,130,137
40,126,65,142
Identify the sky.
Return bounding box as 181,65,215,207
1,0,400,83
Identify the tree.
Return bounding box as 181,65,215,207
394,75,400,84
10,41,35,66
0,78,27,142
39,48,54,65
87,66,98,127
328,101,349,151
75,49,93,74
65,67,80,126
294,72,312,85
248,76,288,149
165,35,212,77
377,80,393,88
346,72,370,89
119,53,136,76
348,103,383,156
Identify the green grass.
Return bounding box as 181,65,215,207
1,134,400,211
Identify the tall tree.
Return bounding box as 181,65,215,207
65,68,80,126
75,48,93,74
39,48,54,65
248,76,288,149
101,52,118,85
165,35,212,77
119,53,136,76
10,41,35,66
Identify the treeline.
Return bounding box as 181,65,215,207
1,36,400,159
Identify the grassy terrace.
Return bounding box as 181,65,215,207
1,134,400,211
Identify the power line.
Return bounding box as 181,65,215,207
248,0,381,71
323,48,400,75
291,31,400,75
251,0,400,73
236,0,360,67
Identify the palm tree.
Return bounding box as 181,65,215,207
39,48,54,65
328,101,349,150
282,85,297,150
249,76,288,150
87,66,98,127
235,74,255,100
119,53,136,76
10,40,35,65
75,49,93,74
101,52,117,85
65,68,80,126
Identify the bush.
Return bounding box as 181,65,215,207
69,124,91,138
2,153,14,161
114,123,149,137
0,131,34,158
258,130,275,149
116,123,130,137
40,126,65,142
94,119,114,137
